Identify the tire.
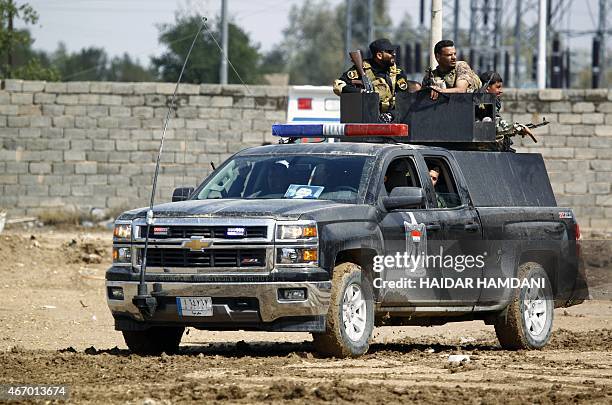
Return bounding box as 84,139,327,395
312,262,374,358
495,262,554,349
122,326,185,355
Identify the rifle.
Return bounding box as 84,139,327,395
521,117,549,143
348,50,374,93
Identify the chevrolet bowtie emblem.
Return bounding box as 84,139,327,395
182,237,213,251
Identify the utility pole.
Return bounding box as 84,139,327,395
453,0,460,47
345,0,352,64
514,0,522,87
599,0,607,87
469,0,477,69
430,0,443,68
493,0,502,71
537,0,547,88
367,0,374,45
219,0,228,85
7,0,15,76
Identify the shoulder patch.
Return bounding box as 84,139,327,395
397,78,408,90
347,70,358,80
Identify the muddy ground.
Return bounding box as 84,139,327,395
0,227,610,404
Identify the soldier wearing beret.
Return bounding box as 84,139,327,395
333,38,419,113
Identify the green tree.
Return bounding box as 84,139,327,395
107,53,156,82
51,42,108,81
152,13,263,84
0,0,58,80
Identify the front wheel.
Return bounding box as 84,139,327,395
122,326,185,355
312,262,374,358
495,262,554,349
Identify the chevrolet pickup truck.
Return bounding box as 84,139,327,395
106,138,587,358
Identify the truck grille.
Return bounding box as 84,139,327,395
146,225,267,239
144,248,267,268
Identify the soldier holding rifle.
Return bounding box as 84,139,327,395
333,38,420,116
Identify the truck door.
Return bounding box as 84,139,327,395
423,154,484,308
378,154,443,307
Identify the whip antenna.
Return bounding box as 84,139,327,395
133,17,207,318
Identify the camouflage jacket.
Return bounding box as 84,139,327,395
333,59,410,112
424,61,482,92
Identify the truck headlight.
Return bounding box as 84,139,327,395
112,247,132,264
113,224,132,241
277,247,318,265
276,222,317,240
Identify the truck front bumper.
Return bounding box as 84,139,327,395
106,271,332,332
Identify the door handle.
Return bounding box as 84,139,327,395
426,223,441,231
464,223,480,232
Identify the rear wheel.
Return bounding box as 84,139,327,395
312,262,374,358
122,326,184,355
495,262,554,349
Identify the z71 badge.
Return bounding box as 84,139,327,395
559,211,573,219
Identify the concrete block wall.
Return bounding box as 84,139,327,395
0,81,610,231
0,80,287,217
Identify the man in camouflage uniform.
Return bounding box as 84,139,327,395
479,71,534,151
333,38,418,114
423,39,481,100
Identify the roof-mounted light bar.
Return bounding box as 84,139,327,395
272,123,408,138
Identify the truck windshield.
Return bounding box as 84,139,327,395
194,154,372,203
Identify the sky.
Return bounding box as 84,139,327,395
18,0,598,64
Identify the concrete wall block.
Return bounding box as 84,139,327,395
210,96,233,108
52,163,75,174
595,125,612,136
204,142,227,153
198,107,221,118
596,102,612,113
98,117,120,129
549,101,572,113
232,96,255,108
26,184,50,196
206,119,230,131
64,106,87,116
66,82,90,93
177,83,200,95
11,92,33,105
71,184,94,197
133,83,157,94
538,89,564,101
0,91,8,104
129,129,154,140
42,104,65,116
61,174,85,185
108,151,131,163
111,83,134,95
78,94,100,105
252,120,273,131
100,95,122,106
75,162,97,174
606,115,612,125
164,140,185,152
132,106,154,118
34,93,56,104
87,106,109,117
130,151,155,163
585,89,608,101
71,139,93,151
595,195,612,206
63,150,86,161
186,119,208,129
596,148,612,159
22,81,46,92
8,116,30,128
0,116,5,127
589,137,612,148
582,113,604,125
571,125,594,136
558,113,581,124
543,136,566,147
176,106,198,118
97,163,121,175
56,94,79,105
0,105,18,115
548,123,572,136
19,128,41,138
5,162,28,174
156,83,176,95
44,82,66,93
90,82,112,93
85,174,108,185
0,174,18,184
189,95,212,107
589,182,610,194
25,139,49,151
49,184,71,197
75,116,97,129
122,95,145,106
572,102,595,113
591,160,612,171
564,182,588,194
53,116,75,128
30,116,52,128
4,79,23,92
145,94,167,107
254,97,278,110
119,117,141,129
199,84,223,95
108,106,131,117
93,139,115,151
264,110,286,121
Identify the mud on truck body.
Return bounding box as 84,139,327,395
106,91,588,357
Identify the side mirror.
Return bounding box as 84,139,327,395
382,187,425,211
172,187,194,202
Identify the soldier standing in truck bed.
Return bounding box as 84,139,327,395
333,38,420,113
423,39,481,100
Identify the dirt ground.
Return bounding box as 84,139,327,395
0,227,610,404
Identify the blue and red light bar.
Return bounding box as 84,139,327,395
272,123,408,138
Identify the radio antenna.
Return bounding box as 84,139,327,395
133,17,207,318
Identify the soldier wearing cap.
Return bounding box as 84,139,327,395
333,38,418,113
423,39,481,100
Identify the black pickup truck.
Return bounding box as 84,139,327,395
106,138,588,357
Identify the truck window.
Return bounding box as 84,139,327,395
383,157,421,194
424,157,462,208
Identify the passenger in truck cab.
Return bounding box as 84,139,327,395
428,166,447,208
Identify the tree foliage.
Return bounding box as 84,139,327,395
152,13,263,84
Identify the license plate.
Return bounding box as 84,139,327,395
176,297,213,317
